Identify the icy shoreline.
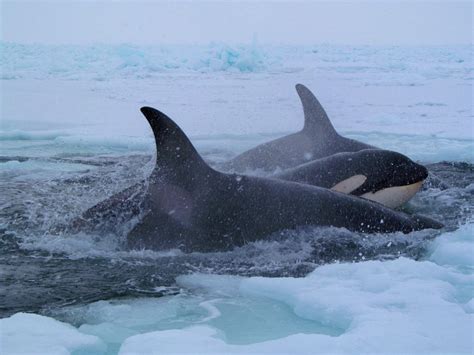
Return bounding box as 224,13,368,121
1,223,472,354
1,43,473,354
2,42,472,79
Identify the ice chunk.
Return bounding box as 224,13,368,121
0,312,105,355
119,326,222,354
428,222,474,268
6,225,474,354
118,255,473,353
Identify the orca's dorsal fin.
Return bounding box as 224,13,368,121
295,84,338,137
140,107,214,183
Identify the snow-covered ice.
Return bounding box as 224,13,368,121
1,42,473,354
0,313,105,354
1,223,472,354
118,224,473,354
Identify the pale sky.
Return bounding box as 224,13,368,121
1,1,472,45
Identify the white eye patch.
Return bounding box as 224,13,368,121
331,175,367,194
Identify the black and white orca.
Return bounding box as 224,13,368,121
221,83,375,172
74,107,442,252
274,149,428,208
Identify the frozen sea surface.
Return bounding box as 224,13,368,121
0,43,473,354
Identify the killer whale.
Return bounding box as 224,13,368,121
221,84,375,173
274,149,428,208
76,107,442,252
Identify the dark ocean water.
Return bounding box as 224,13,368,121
1,156,472,318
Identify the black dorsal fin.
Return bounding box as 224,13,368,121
295,84,338,137
140,107,213,183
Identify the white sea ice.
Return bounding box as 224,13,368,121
0,312,105,355
115,223,473,354
1,42,473,354
2,222,472,354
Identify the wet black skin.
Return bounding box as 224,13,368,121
221,84,375,173
73,107,442,253
124,107,441,252
274,149,429,196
